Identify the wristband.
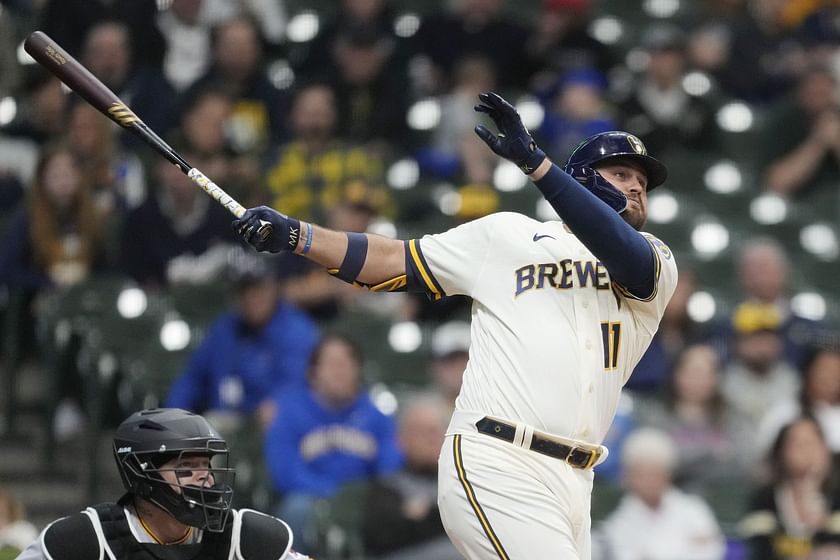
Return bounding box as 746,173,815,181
336,232,368,283
302,222,314,254
286,217,301,251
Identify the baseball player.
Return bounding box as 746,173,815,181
234,92,678,560
16,408,311,560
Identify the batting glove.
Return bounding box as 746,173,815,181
233,206,301,253
474,91,546,175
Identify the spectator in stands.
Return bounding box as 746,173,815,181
713,237,823,369
165,251,319,433
170,88,263,209
538,67,616,164
637,344,755,495
618,23,718,157
330,23,411,149
0,67,67,147
524,0,613,91
200,0,288,50
80,21,176,146
155,0,213,92
362,393,461,560
739,416,840,560
66,101,146,215
118,148,239,288
430,55,498,184
0,69,66,219
761,65,840,198
0,488,38,559
183,16,287,154
278,179,385,321
407,0,530,93
718,0,807,104
596,428,726,560
264,82,390,224
684,20,732,84
293,0,400,84
721,302,800,433
264,334,402,554
38,0,165,67
0,143,108,293
758,345,840,456
429,320,470,412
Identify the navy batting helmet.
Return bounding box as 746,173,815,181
564,131,668,190
113,408,235,532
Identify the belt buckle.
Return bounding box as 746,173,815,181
565,447,598,469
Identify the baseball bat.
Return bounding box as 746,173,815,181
23,30,271,240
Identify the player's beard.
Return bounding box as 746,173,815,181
622,205,646,230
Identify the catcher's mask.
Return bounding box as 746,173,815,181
563,131,668,213
113,408,235,532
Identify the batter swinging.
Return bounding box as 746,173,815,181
234,92,678,559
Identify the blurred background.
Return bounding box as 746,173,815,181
2,0,840,559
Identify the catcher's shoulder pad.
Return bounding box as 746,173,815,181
42,511,101,560
234,509,293,560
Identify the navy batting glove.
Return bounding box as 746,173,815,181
233,206,301,253
474,91,546,174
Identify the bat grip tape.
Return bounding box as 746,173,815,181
335,233,368,283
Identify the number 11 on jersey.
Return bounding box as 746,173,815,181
601,321,621,370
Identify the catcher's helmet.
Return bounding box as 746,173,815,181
564,131,668,191
113,408,235,532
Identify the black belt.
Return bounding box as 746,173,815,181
475,417,600,469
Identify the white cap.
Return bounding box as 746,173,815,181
431,320,471,359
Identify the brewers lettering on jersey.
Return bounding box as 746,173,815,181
235,91,678,560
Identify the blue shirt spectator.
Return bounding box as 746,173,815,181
264,334,402,554
165,254,319,423
265,385,402,498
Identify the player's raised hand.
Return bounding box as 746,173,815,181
233,206,301,253
474,91,546,174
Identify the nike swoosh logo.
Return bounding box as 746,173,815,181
533,233,556,242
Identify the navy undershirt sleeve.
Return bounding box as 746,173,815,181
534,164,656,298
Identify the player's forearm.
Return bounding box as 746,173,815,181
294,223,406,285
532,162,654,293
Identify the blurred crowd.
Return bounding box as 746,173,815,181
3,0,840,559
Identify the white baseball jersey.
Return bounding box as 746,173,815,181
410,211,678,446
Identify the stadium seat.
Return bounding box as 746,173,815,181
310,480,370,560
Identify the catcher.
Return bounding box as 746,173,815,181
15,408,310,560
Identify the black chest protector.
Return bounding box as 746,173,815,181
94,503,229,560
41,499,293,560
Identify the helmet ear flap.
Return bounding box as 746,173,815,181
564,164,628,214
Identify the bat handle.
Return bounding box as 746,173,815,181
187,168,273,241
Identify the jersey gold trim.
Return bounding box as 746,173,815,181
327,268,407,292
408,239,443,300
